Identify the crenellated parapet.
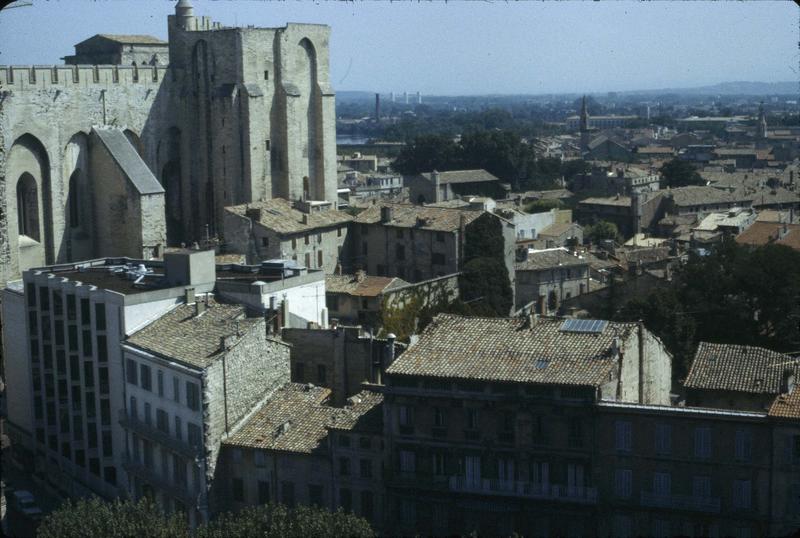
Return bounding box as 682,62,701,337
0,64,169,89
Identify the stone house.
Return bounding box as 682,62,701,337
325,272,408,327
64,34,169,66
662,186,753,217
684,342,799,412
349,203,516,291
281,327,399,406
223,198,352,271
535,222,584,249
515,248,591,313
405,170,505,205
122,297,291,526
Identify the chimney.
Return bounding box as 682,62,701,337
219,334,236,352
185,287,196,304
380,206,394,223
528,311,538,328
355,269,367,282
246,206,262,222
781,368,796,395
302,213,309,225
194,297,206,317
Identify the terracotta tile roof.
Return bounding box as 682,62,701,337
386,314,636,387
769,386,800,419
126,299,262,369
225,198,352,236
515,249,589,271
328,390,384,434
579,195,631,208
538,222,579,238
353,203,484,232
225,385,384,452
666,186,751,208
224,384,334,454
735,222,800,251
685,342,799,395
94,34,167,45
326,274,408,297
421,169,499,185
638,146,675,154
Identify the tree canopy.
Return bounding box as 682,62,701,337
37,498,187,538
585,220,621,244
37,499,374,538
615,240,800,378
659,158,705,188
392,130,566,192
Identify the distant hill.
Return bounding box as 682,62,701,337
337,81,798,99
625,81,798,96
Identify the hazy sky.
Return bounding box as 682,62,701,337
1,0,797,95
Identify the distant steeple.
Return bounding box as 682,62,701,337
580,95,590,155
757,101,768,139
580,95,589,133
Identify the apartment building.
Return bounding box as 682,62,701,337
121,298,290,526
379,314,671,536
215,384,385,531
596,402,772,537
768,384,800,536
328,390,385,531
1,250,216,501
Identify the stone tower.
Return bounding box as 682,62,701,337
165,0,338,240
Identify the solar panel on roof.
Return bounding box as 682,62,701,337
560,318,608,333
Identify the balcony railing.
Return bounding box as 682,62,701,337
118,410,201,460
123,457,193,503
448,476,597,504
640,491,721,513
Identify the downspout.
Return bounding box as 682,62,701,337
638,322,644,404
222,354,229,434
767,420,774,537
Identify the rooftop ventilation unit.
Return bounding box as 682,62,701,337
560,318,608,333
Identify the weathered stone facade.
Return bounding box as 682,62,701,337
1,0,338,284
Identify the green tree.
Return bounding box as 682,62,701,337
392,134,460,175
460,257,513,316
196,504,374,538
523,199,563,214
37,498,188,538
659,158,705,188
585,220,621,244
460,214,513,315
